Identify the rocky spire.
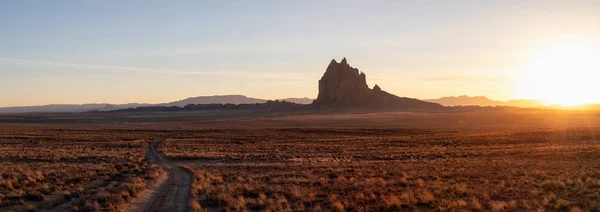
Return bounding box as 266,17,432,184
315,58,371,105
313,58,444,110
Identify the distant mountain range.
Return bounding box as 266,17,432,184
2,57,598,114
107,58,444,113
0,95,314,114
0,103,153,114
424,95,546,108
163,95,313,107
2,93,596,114
278,97,314,105
162,95,267,107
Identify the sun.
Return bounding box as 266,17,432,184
515,40,600,106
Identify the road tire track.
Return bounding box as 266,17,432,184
127,139,192,212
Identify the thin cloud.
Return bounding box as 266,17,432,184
0,57,314,81
0,57,231,75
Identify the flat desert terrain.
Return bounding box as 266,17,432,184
0,110,599,211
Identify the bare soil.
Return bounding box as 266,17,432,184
127,139,192,212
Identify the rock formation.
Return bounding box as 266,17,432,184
313,58,443,110
314,58,371,105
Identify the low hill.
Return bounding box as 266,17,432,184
0,103,151,114
162,95,267,107
425,95,544,108
164,95,315,107
0,96,314,114
278,97,314,104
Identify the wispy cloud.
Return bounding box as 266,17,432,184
0,57,230,75
0,57,314,81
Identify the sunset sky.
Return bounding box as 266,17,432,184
1,0,599,107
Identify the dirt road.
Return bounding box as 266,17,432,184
127,139,192,212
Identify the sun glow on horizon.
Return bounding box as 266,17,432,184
515,39,600,106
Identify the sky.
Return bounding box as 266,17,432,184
1,0,600,107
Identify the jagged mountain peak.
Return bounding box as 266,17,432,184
314,58,442,110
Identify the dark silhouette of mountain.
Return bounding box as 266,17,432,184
108,100,306,113
0,103,151,114
425,96,503,106
81,58,599,114
106,58,442,113
425,95,545,108
313,58,443,110
0,96,315,114
162,95,267,107
278,97,313,104
163,95,315,107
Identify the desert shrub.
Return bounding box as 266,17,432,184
331,200,345,212
543,179,567,190
38,185,53,195
190,200,203,212
144,166,163,180
0,180,14,191
416,190,435,204
488,200,507,212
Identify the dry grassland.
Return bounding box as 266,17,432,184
158,129,600,211
0,129,164,211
